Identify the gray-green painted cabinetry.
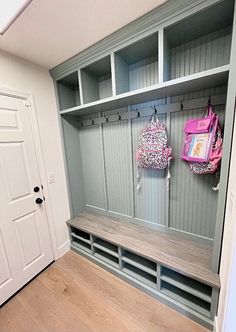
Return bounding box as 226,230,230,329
51,0,236,329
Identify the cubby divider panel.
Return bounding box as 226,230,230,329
81,56,112,103
122,262,157,289
93,237,119,257
115,33,158,94
94,248,119,268
57,72,81,111
122,250,157,277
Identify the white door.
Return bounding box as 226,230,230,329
0,94,53,305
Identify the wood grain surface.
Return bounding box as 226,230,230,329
67,211,220,287
0,251,210,332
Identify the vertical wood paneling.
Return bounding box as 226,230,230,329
103,120,133,216
132,115,166,225
79,126,105,209
61,117,85,216
129,55,158,91
169,106,225,239
99,77,112,99
169,27,232,80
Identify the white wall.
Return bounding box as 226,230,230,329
0,50,71,257
215,113,236,332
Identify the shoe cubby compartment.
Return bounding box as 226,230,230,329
122,259,157,289
70,227,91,253
163,0,233,81
81,55,112,103
114,33,158,94
57,72,81,111
93,237,119,258
122,250,157,277
160,267,212,317
94,248,119,268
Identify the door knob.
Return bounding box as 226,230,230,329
34,186,40,192
35,198,43,205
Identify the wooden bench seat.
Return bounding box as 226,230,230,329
67,211,220,288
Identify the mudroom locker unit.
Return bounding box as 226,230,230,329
50,0,236,329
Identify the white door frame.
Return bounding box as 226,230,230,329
0,86,59,260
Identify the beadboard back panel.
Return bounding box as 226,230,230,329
79,125,106,210
132,114,166,226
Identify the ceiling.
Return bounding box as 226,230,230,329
0,0,166,69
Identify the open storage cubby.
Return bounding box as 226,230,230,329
161,267,212,303
81,55,112,103
163,0,233,81
93,237,119,257
161,281,211,317
160,267,212,317
122,250,157,277
122,262,157,289
94,248,119,268
57,72,81,111
114,32,158,94
70,226,92,253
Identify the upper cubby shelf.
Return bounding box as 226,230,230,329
114,32,158,94
163,0,233,81
56,0,233,116
80,55,113,104
57,72,81,111
60,65,229,116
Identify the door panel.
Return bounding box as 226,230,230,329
0,94,53,305
14,212,42,268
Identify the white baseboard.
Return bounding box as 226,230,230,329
57,240,70,258
214,316,219,332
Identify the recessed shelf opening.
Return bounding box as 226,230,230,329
70,227,90,241
94,248,119,267
115,33,158,94
163,0,233,81
122,250,157,276
93,237,118,257
71,238,91,253
57,72,81,111
122,262,157,288
161,281,211,317
161,267,212,303
81,56,112,103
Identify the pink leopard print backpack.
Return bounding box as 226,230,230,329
136,116,173,169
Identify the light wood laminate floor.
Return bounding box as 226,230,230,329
0,251,209,332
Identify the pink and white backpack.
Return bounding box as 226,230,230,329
181,105,223,174
136,116,173,169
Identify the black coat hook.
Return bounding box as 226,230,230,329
136,109,140,118
181,100,184,110
154,106,157,115
208,95,212,106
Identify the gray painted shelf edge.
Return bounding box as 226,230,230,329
59,65,229,116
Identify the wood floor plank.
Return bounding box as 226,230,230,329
0,251,209,332
54,251,209,332
0,297,44,332
67,211,220,287
16,278,91,332
39,261,143,332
